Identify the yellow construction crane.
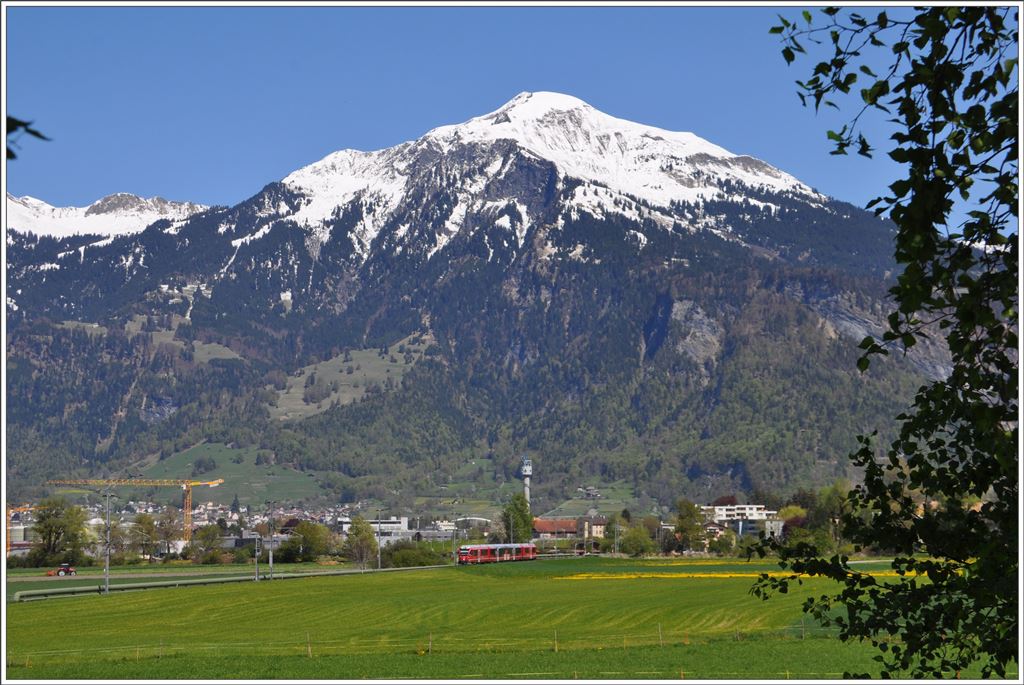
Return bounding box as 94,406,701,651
6,504,36,557
45,479,224,543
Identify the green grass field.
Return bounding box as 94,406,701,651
132,442,325,507
6,556,1012,680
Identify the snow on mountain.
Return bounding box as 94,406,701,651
278,91,823,261
282,146,410,255
426,91,818,207
5,192,208,239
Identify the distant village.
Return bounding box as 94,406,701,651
7,496,784,559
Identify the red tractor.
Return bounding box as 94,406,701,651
46,563,77,577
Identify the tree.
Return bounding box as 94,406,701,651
601,513,621,553
776,504,808,526
619,523,656,557
381,540,446,568
753,7,1017,678
708,529,737,556
192,524,223,563
278,521,332,562
500,493,532,544
674,498,706,552
108,519,130,555
130,513,158,560
343,516,378,569
156,506,181,555
27,497,88,566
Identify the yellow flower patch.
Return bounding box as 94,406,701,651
556,571,909,581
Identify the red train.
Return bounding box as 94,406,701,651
457,543,538,565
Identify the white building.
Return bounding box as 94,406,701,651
701,504,777,522
701,504,783,539
337,516,408,538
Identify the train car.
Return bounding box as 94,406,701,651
457,543,538,565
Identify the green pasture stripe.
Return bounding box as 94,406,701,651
6,642,1015,680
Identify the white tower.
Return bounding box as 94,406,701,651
521,456,533,507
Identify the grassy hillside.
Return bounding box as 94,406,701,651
133,442,325,507
124,314,240,363
538,481,642,518
6,556,1009,680
268,332,433,422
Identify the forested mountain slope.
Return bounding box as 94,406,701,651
5,92,946,509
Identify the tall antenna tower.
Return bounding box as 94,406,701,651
520,455,533,507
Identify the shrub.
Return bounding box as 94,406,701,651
381,541,447,568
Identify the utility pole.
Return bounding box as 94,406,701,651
376,509,382,571
253,534,261,581
264,501,275,580
268,516,275,580
451,513,457,562
104,488,112,595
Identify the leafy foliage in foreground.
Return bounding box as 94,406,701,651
754,6,1018,678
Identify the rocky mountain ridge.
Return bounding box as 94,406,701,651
6,192,208,239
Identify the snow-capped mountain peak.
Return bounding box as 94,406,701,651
277,91,822,262
425,91,817,208
6,192,208,239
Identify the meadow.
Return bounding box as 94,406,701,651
123,314,239,364
6,556,1009,680
129,441,325,507
267,333,432,422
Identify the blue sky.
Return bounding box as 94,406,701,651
6,5,904,210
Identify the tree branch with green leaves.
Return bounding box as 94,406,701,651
752,6,1017,679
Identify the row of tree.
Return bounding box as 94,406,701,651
12,497,183,568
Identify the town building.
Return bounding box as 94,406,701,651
701,504,783,539
576,515,607,539
532,518,578,539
